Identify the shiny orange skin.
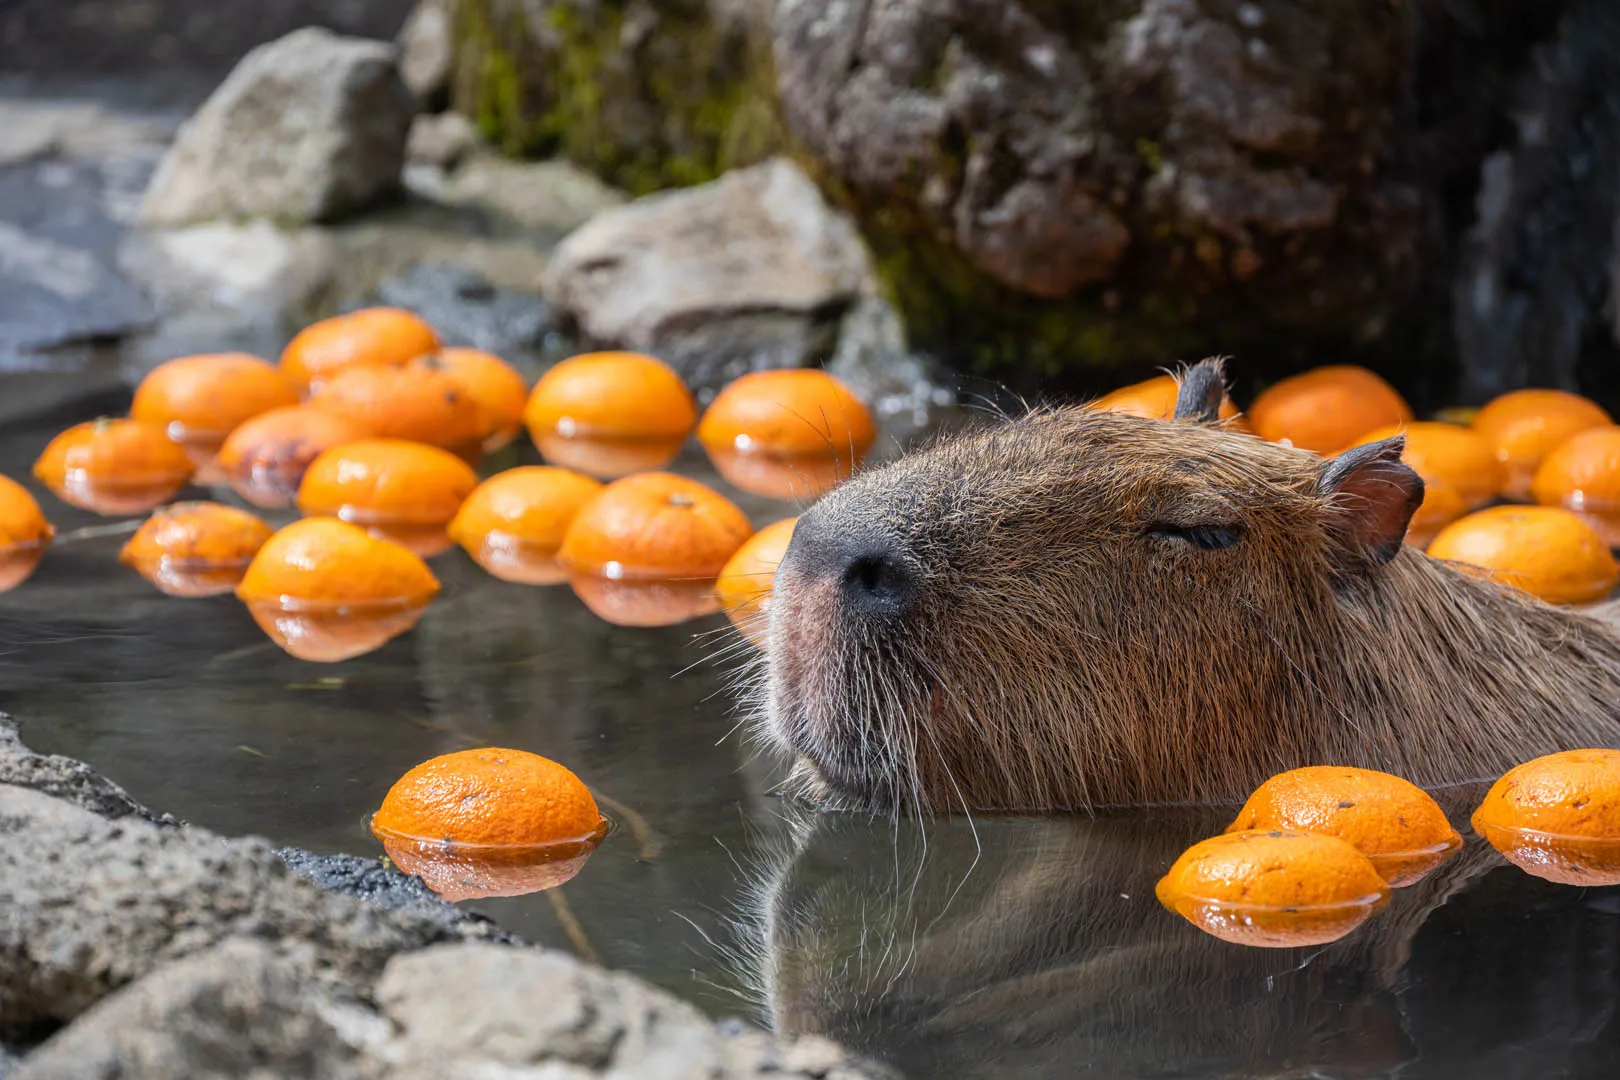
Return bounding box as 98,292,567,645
297,439,479,527
715,517,797,647
1248,366,1413,454
1472,749,1620,885
534,433,686,480
119,502,274,597
237,517,441,608
1227,766,1462,887
32,418,196,514
371,747,604,849
567,575,725,627
130,353,299,446
216,405,368,509
524,352,698,441
415,349,529,450
1156,830,1390,947
280,307,440,391
1090,374,1244,424
1472,389,1612,501
1427,505,1619,606
697,369,876,460
558,472,754,580
448,467,604,584
0,475,54,592
309,361,486,452
1531,426,1620,545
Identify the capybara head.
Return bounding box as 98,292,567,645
758,360,1620,812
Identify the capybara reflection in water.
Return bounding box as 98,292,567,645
759,359,1620,811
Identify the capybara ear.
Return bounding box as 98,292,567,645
1317,436,1424,566
1172,357,1227,423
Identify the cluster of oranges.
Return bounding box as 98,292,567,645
1095,364,1620,606
1,306,873,660
1157,748,1620,948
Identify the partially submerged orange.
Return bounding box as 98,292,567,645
447,466,604,584
1156,830,1390,948
130,353,299,460
1531,426,1620,547
309,361,486,454
1472,389,1612,501
1472,749,1620,886
280,307,440,391
119,502,274,597
297,439,479,556
524,351,697,441
32,418,196,515
1247,366,1412,454
1226,766,1462,886
715,517,797,648
415,349,529,452
0,475,53,592
697,369,876,497
215,405,368,509
1427,505,1618,605
372,746,604,849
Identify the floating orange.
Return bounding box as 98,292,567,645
558,472,753,626
1472,389,1612,501
0,475,54,592
118,501,274,597
1090,374,1244,425
32,418,196,515
129,353,299,474
525,351,697,440
236,517,441,662
308,360,486,455
447,466,604,585
1530,426,1620,547
279,307,440,391
414,349,528,452
371,747,605,849
296,439,479,557
1472,749,1620,886
715,517,797,648
1226,766,1462,887
1247,366,1413,454
697,370,875,499
1156,830,1390,947
215,405,368,510
1426,505,1618,605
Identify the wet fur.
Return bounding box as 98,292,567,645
759,367,1620,811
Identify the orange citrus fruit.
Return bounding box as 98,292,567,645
1348,421,1501,510
715,516,797,648
1426,505,1618,605
1472,749,1620,886
1226,766,1462,886
309,361,486,454
1247,366,1413,454
447,466,604,585
524,351,697,441
697,369,876,460
371,747,605,849
280,307,440,391
129,353,299,451
558,472,754,581
1156,830,1390,947
414,348,529,451
32,418,196,515
1090,374,1243,424
1472,389,1612,501
379,837,599,902
297,439,479,528
1404,480,1472,550
119,501,274,597
0,475,54,592
215,405,368,509
1531,426,1620,547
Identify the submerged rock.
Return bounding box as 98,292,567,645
543,157,873,394
139,27,415,227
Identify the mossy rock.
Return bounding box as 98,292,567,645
451,0,786,195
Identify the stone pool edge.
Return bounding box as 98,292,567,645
0,712,894,1079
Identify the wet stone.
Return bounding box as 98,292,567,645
367,261,560,369
273,847,517,945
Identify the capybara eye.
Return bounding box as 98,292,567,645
1145,523,1244,550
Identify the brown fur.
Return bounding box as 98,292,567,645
758,363,1620,811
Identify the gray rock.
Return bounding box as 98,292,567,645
139,27,415,227
0,784,482,1029
542,157,873,393
0,713,174,825
14,939,386,1080
397,0,454,110
826,298,955,447
406,111,477,169
370,262,555,363
118,221,338,321
438,152,627,238
274,847,516,944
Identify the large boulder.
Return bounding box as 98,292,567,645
139,27,415,226
542,157,876,393
451,0,785,194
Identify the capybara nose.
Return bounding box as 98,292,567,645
838,546,917,618
784,513,918,620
